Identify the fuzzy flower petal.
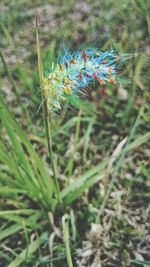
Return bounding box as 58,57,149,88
43,49,125,111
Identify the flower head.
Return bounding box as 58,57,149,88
43,49,124,111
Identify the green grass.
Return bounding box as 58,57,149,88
0,0,150,266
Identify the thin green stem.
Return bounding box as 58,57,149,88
66,109,82,178
35,12,61,205
44,100,62,204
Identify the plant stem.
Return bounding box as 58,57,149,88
66,109,82,178
35,13,61,205
44,99,62,205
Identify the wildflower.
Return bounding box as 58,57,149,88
43,49,125,111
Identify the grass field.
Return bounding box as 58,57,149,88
0,0,150,266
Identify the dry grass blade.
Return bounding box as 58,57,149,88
96,106,144,223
